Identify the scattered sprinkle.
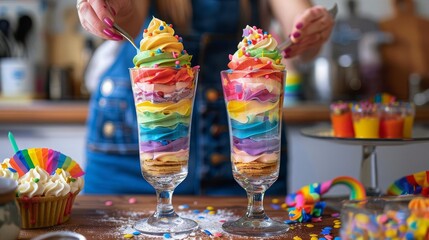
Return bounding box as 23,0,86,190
271,204,281,210
203,229,212,236
132,231,140,235
272,198,279,204
163,233,172,239
123,233,133,238
206,206,214,211
128,198,137,204
306,224,314,228
105,200,113,206
331,212,340,218
178,204,189,210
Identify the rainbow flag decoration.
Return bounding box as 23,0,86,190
8,148,84,178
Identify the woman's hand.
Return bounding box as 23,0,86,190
76,0,140,40
284,5,334,59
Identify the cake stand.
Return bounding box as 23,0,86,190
301,125,429,196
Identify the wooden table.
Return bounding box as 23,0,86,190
18,195,342,240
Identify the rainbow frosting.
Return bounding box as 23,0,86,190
222,25,285,178
131,17,197,176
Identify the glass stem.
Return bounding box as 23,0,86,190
154,189,177,218
246,192,268,219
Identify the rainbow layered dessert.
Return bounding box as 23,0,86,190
130,17,198,177
222,25,285,178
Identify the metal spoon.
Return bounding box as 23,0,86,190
277,3,338,52
111,22,139,51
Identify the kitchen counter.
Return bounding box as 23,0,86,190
2,100,429,124
18,195,342,240
0,100,88,124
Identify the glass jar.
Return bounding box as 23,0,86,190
0,177,20,240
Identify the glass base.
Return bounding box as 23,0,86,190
366,187,382,196
134,216,198,235
222,216,289,237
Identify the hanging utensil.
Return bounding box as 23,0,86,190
14,14,33,57
0,17,13,57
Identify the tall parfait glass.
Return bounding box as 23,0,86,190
130,66,199,235
220,69,289,236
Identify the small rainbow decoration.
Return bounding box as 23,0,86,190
286,176,366,208
8,148,84,178
387,170,429,196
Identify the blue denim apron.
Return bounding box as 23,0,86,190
84,0,288,195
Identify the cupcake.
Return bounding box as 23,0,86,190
2,148,85,229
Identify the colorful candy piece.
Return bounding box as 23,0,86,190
286,176,366,208
387,170,429,196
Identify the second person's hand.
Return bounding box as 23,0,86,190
284,5,335,59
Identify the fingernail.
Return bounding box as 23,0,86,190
103,28,123,40
111,35,123,41
296,23,304,29
103,17,114,28
293,32,301,38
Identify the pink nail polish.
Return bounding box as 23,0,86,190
293,32,301,38
103,18,114,28
296,23,304,29
111,35,123,41
103,28,114,37
103,29,123,40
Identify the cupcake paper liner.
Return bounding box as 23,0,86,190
16,191,80,229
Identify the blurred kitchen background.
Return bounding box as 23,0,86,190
1,0,429,195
